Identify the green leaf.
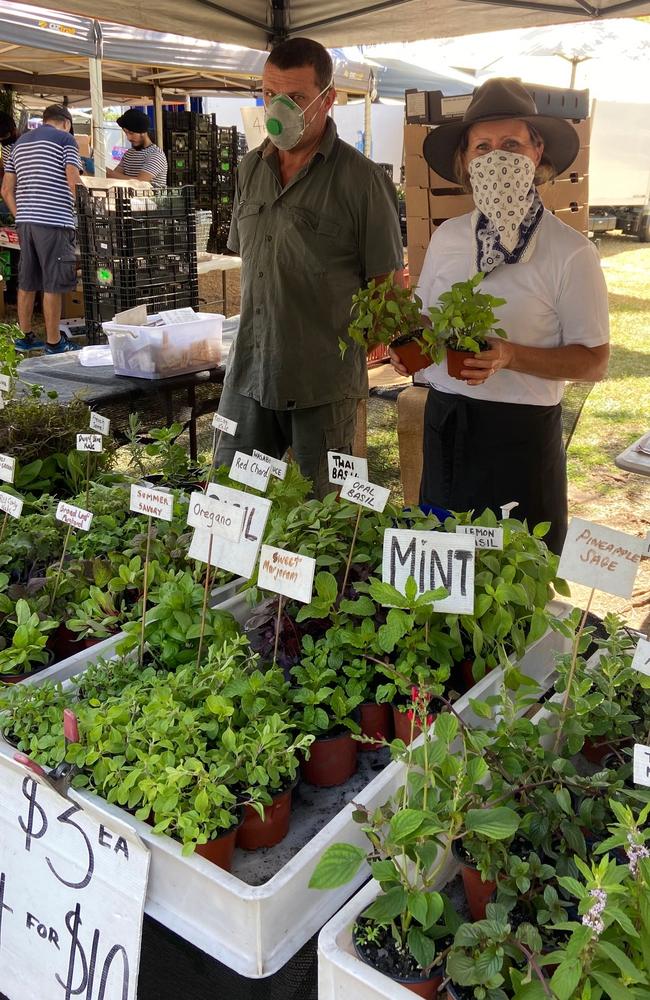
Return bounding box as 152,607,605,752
363,886,407,923
591,971,637,1000
433,713,458,745
389,808,426,844
550,959,582,1000
407,926,436,971
555,787,572,816
308,843,367,889
465,807,519,841
595,941,644,983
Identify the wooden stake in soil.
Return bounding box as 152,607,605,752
85,451,92,510
204,430,223,494
339,507,362,600
138,516,153,669
196,533,214,669
49,524,73,613
553,587,595,753
0,511,8,545
273,595,284,666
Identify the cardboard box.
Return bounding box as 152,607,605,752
539,175,588,211
404,124,429,157
405,186,430,219
570,118,591,146
76,135,91,158
557,146,589,180
405,154,430,188
428,167,464,192
429,192,475,220
553,204,589,233
406,216,431,249
62,286,84,319
407,244,427,284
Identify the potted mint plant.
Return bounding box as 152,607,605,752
342,273,429,375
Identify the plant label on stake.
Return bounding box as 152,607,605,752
0,490,23,544
0,754,149,1000
457,524,504,550
52,502,93,612
188,493,245,665
77,434,103,509
187,483,272,578
258,545,316,664
129,485,175,667
229,451,271,493
89,411,111,436
633,743,650,787
0,453,15,484
382,529,476,613
205,414,238,492
328,452,368,487
500,500,519,519
339,476,390,597
252,449,288,481
631,636,650,677
0,374,11,392
558,517,644,599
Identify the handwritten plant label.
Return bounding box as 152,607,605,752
212,413,238,435
340,476,390,513
56,501,93,532
0,491,23,519
0,454,15,484
631,636,650,677
187,492,244,543
500,501,519,519
129,484,174,523
643,530,650,559
382,529,475,613
187,483,272,578
258,545,316,604
457,525,504,550
89,411,110,436
229,451,271,492
0,374,11,392
0,754,149,1000
252,449,288,481
633,743,650,787
558,517,643,599
328,452,368,486
76,433,103,453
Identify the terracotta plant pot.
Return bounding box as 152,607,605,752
392,705,436,745
300,729,357,787
0,654,54,686
359,701,392,751
48,623,80,662
195,820,241,871
459,658,494,693
582,735,629,765
353,936,443,999
390,332,431,375
446,348,477,380
237,782,296,851
452,840,497,921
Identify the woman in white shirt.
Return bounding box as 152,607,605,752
391,78,609,553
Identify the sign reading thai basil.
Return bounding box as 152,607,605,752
327,452,368,486
381,529,475,613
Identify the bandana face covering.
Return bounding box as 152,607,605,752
468,149,544,273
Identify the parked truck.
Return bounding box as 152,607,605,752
589,99,650,240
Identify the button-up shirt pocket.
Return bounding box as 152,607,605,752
235,200,264,260
280,206,344,276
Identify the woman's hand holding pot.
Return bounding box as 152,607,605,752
461,337,514,385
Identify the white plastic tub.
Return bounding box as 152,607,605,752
0,602,571,978
103,312,223,379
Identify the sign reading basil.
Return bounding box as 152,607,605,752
456,524,503,550
382,529,476,613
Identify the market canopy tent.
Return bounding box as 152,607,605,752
10,0,650,49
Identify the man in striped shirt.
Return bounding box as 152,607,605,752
107,109,168,189
1,105,81,353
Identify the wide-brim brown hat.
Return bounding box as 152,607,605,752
422,78,580,183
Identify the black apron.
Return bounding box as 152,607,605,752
419,387,568,555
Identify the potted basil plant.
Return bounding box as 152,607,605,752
342,273,429,374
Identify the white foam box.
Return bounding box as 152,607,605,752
4,601,571,977
103,312,224,380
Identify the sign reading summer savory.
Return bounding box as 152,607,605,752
381,529,475,613
129,484,174,522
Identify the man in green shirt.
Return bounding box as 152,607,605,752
216,36,404,496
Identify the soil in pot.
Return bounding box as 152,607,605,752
353,918,445,1000
194,813,243,871
359,701,392,751
300,728,357,787
237,780,296,851
452,839,497,921
390,332,430,376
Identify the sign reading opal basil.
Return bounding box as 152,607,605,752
258,544,316,604
631,637,650,678
558,517,643,599
0,491,22,519
252,449,287,481
0,755,149,1000
56,501,93,532
0,453,15,484
457,524,504,550
89,411,111,436
328,452,368,486
382,529,475,613
187,483,271,578
76,433,103,453
187,492,244,543
229,451,271,492
633,743,650,787
129,484,174,523
212,413,238,435
340,476,390,513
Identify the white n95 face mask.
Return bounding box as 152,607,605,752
264,83,332,151
468,149,536,252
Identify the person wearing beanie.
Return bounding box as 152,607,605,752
107,108,167,189
1,104,81,353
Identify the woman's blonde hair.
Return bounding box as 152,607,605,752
451,121,556,192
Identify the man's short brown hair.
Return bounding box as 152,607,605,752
266,37,333,91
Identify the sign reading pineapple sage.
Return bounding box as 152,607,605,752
187,482,272,578
0,453,15,484
382,529,476,613
0,754,149,1000
258,545,316,604
456,524,503,550
129,484,174,522
229,451,271,493
631,637,650,678
558,517,643,599
633,743,650,787
0,491,23,519
56,501,93,532
327,452,368,486
340,476,390,513
187,492,244,544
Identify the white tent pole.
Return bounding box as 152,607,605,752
363,70,374,158
154,83,164,147
90,21,105,177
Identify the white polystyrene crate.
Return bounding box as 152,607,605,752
2,602,572,976
103,312,223,379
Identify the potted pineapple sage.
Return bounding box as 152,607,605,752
343,272,507,379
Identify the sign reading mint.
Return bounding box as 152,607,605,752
0,754,149,1000
382,529,475,613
